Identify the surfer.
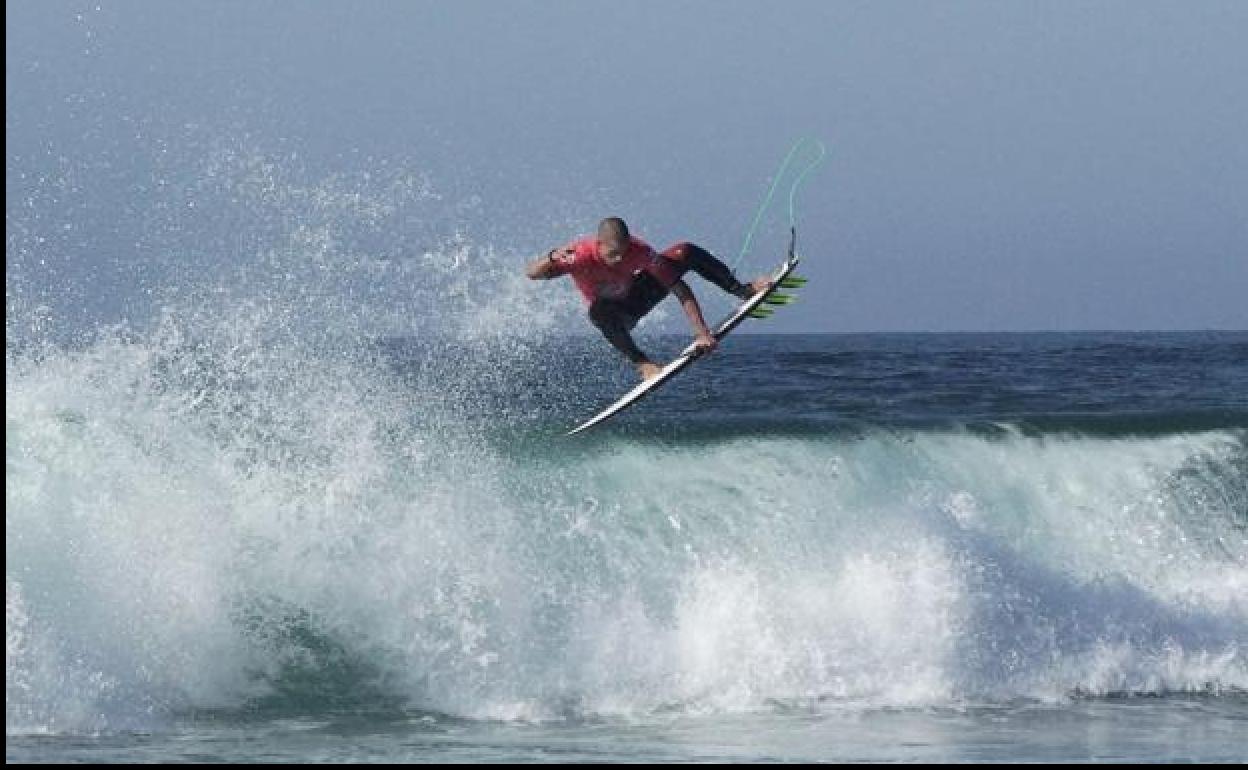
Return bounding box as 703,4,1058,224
526,217,770,380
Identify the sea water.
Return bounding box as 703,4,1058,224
8,328,1246,762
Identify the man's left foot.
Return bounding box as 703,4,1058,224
637,361,662,381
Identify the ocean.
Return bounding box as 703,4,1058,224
6,329,1246,762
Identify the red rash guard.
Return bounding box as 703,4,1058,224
549,235,682,305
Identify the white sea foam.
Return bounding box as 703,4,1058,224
7,147,1245,734
8,327,1245,731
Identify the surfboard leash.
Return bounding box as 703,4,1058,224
731,137,827,275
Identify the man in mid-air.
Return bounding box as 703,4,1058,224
526,217,770,381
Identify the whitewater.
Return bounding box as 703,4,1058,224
7,151,1246,762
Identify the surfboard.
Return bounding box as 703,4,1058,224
566,253,802,436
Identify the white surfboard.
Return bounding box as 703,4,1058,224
566,254,801,436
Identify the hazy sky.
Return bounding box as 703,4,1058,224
7,0,1247,332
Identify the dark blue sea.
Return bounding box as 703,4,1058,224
7,331,1247,762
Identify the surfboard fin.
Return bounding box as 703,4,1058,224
763,292,796,305
778,276,806,289
748,307,774,319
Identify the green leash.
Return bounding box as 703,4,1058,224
731,137,828,274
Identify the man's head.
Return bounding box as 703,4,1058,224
597,217,630,265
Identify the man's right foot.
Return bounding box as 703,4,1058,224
637,361,662,381
736,276,773,299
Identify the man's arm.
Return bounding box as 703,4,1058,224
669,279,718,353
525,247,573,280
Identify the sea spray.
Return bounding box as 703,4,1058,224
11,337,1246,729
7,146,1247,733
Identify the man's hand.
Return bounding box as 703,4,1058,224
525,247,572,280
694,333,718,355
671,280,719,356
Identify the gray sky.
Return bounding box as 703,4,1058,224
7,0,1247,332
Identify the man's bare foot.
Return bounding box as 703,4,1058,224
748,276,773,296
637,361,662,381
737,276,773,299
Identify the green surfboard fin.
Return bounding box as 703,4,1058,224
778,276,807,289
763,292,796,306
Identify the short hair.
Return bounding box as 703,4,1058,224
598,217,629,241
